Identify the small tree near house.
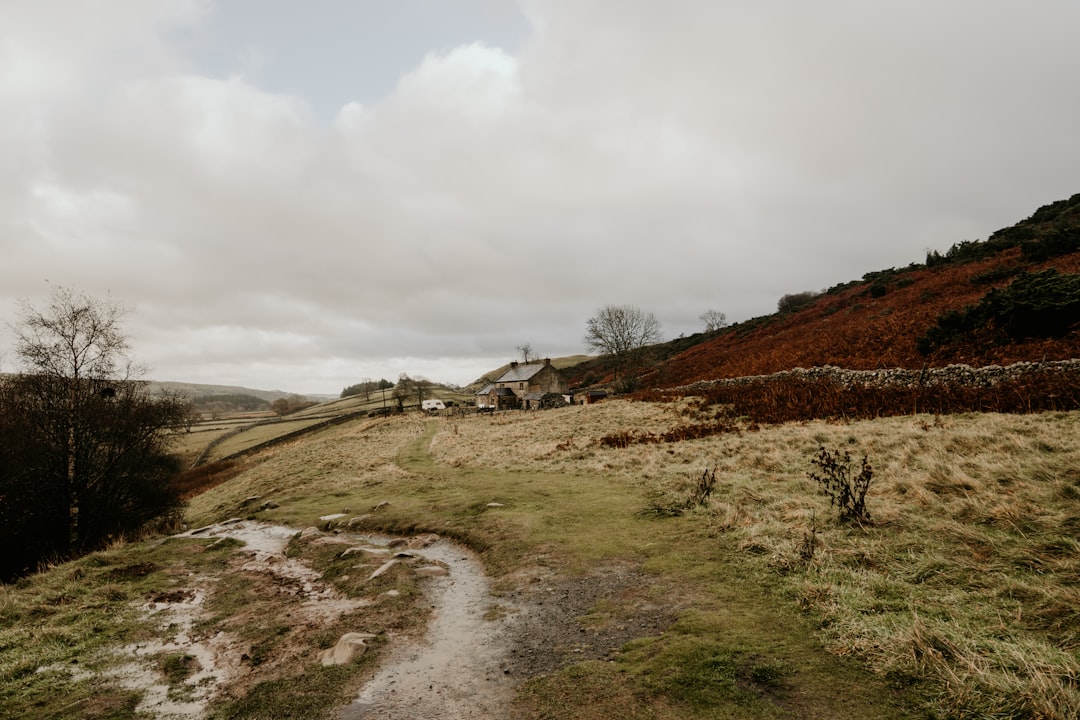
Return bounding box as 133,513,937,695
584,304,662,385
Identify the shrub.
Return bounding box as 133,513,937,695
808,447,873,525
918,269,1080,353
638,467,717,517
688,467,717,508
777,291,820,314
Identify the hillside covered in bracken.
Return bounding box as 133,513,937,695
566,193,1080,390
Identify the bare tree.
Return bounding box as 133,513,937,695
8,286,190,561
517,343,536,364
393,373,414,411
15,286,132,381
700,309,728,332
584,304,662,383
14,287,131,550
413,376,431,405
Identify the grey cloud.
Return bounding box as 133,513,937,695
3,1,1079,392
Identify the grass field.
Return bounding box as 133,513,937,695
4,400,1078,718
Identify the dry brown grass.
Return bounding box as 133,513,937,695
427,402,1080,718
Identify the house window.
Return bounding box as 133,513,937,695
519,383,524,390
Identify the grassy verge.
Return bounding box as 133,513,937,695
0,520,433,719
0,536,233,717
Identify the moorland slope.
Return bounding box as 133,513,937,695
564,193,1080,390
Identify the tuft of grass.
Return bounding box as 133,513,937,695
208,664,364,719
160,652,198,684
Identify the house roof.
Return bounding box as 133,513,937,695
475,383,495,395
494,362,551,383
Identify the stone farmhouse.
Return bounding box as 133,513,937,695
476,359,568,410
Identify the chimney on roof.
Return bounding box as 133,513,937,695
544,357,551,365
510,361,518,369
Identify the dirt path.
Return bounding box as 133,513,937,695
337,540,518,719
115,520,521,719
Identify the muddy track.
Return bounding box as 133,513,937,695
120,520,523,719
337,540,517,719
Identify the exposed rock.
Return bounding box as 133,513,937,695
318,633,378,666
240,495,260,507
319,513,347,523
368,560,399,580
299,526,321,539
415,565,449,577
486,502,505,508
341,546,389,558
320,513,349,530
311,535,352,546
371,500,391,512
407,534,440,550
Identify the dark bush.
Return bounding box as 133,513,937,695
1021,228,1080,262
919,269,1080,353
925,193,1080,268
809,447,873,525
777,291,820,314
0,376,189,581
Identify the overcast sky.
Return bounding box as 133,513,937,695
2,1,1078,394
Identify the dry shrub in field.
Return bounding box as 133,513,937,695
638,467,718,517
808,447,873,525
796,512,819,562
599,419,741,448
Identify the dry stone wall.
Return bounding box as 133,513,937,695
677,359,1080,393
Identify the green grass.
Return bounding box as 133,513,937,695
208,664,364,720
0,536,234,717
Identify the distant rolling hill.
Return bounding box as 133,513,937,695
150,381,333,403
